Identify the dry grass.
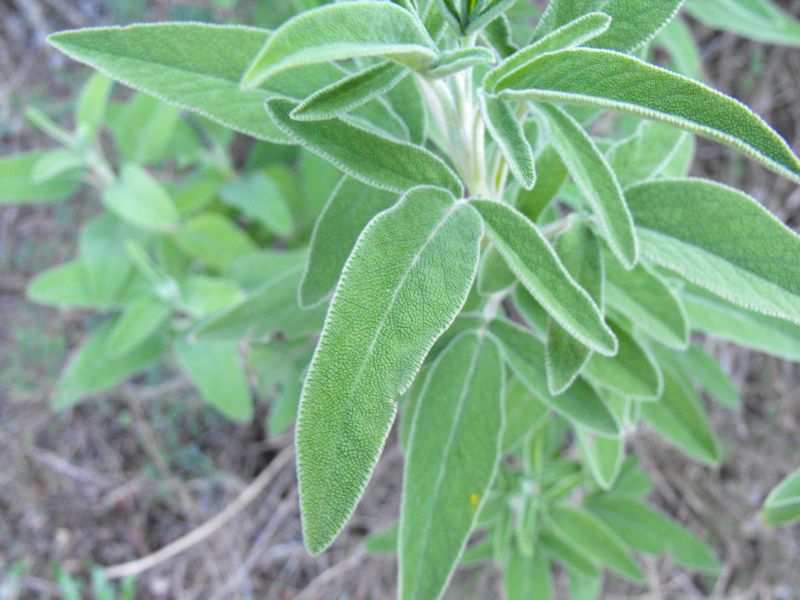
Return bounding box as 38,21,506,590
1,1,799,598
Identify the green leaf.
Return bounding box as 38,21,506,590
79,216,136,308
537,103,638,268
220,172,294,237
48,24,344,144
681,284,800,361
242,2,437,87
545,219,603,394
762,469,800,526
503,376,549,450
548,506,645,582
641,368,720,465
224,248,308,289
0,151,80,204
656,17,702,80
301,177,397,307
31,149,86,184
674,345,740,408
514,145,567,223
606,120,694,187
386,75,427,145
102,164,179,232
471,200,616,355
627,178,800,325
489,319,619,436
179,276,244,316
584,321,663,401
54,320,164,409
463,0,518,35
604,252,689,349
686,0,800,47
577,424,624,491
538,531,600,578
107,296,172,357
505,550,551,600
266,98,463,196
291,61,408,121
427,47,494,79
195,266,325,342
477,244,516,294
297,186,482,554
27,260,96,309
175,338,252,422
172,213,256,269
483,12,611,91
533,0,684,52
109,93,180,164
76,72,113,137
268,376,302,436
480,92,535,189
365,523,399,555
497,48,800,182
399,331,504,600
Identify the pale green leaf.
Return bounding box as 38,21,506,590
548,506,644,582
102,164,179,232
477,244,516,295
498,49,800,182
762,469,800,526
297,186,482,554
175,338,252,422
27,260,96,309
514,145,567,223
0,151,80,204
242,2,437,87
471,199,616,355
399,331,504,600
655,17,702,80
538,531,600,578
577,425,624,491
489,319,619,436
220,172,294,237
480,92,535,189
266,98,463,196
109,93,180,164
365,523,399,555
627,178,800,325
224,248,308,289
533,0,684,52
505,550,551,600
76,72,113,137
675,345,740,408
686,0,800,47
545,219,603,394
291,61,408,121
300,177,396,307
79,216,136,308
179,276,244,316
172,213,256,269
606,120,694,187
503,376,549,450
538,102,638,268
107,296,171,357
31,149,86,184
427,47,494,79
386,75,427,144
268,376,302,436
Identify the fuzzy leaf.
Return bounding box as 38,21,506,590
604,252,689,349
498,49,800,182
242,2,437,87
533,0,684,52
686,0,800,47
477,244,516,294
489,319,619,436
480,92,535,189
472,199,616,355
220,173,294,237
545,219,603,394
301,177,397,307
175,338,252,422
399,331,504,600
627,178,800,325
427,47,494,78
297,186,482,555
515,145,568,222
503,376,549,450
386,75,427,144
266,98,462,196
606,120,694,187
675,345,740,408
538,103,638,268
656,17,702,80
762,469,800,526
173,213,256,269
102,164,178,232
291,61,408,121
577,425,624,491
505,550,551,600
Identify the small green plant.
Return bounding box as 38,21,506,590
3,0,800,597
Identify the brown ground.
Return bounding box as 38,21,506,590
1,1,799,598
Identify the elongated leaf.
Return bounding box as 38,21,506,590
606,120,694,187
31,149,85,184
103,164,178,232
675,345,740,408
503,376,549,450
578,425,624,491
538,103,638,268
76,72,113,137
242,2,437,87
175,338,252,422
297,186,482,555
505,550,551,600
292,61,408,121
480,92,535,189
604,252,689,349
538,531,600,578
220,173,294,237
686,0,800,47
534,0,684,52
483,12,611,91
548,506,644,582
472,200,616,355
656,17,702,80
173,213,255,269
427,47,494,78
464,0,517,35
587,495,721,572
545,219,603,394
0,151,80,204
584,321,663,400
400,331,504,600
762,469,800,526
682,285,800,361
386,75,427,144
107,296,171,357
195,266,325,342
79,216,136,307
267,98,462,196
27,260,96,309
627,178,800,325
489,319,619,436
301,177,397,307
498,49,800,182
478,244,516,295
641,368,720,465
515,145,568,222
